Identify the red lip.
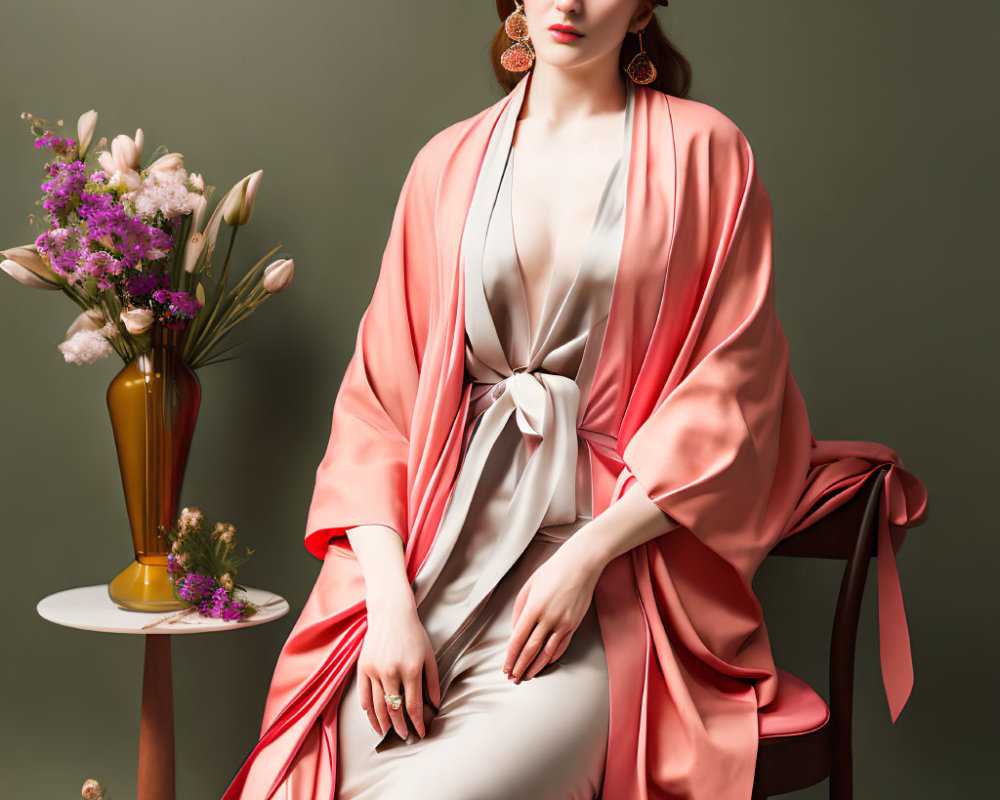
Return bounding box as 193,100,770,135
549,24,584,37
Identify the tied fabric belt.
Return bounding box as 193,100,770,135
474,368,581,528
411,366,614,615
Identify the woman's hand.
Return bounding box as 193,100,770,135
341,527,441,740
503,537,606,683
357,592,442,741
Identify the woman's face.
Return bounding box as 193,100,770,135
521,0,655,73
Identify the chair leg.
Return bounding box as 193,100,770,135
830,763,852,800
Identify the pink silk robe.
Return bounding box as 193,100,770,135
222,81,929,800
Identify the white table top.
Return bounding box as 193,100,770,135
36,584,290,634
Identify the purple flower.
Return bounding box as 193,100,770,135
168,291,199,317
35,227,83,278
178,573,217,603
39,160,88,223
75,198,174,270
148,287,201,328
78,250,123,291
34,132,77,155
209,586,230,618
126,271,169,296
221,602,246,622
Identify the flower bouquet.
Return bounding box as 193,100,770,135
1,109,294,611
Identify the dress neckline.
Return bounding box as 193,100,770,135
501,81,635,365
460,73,635,382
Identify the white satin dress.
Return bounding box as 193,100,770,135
335,80,634,800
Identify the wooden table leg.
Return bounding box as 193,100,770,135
138,633,175,800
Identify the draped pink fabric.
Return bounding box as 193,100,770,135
222,82,928,800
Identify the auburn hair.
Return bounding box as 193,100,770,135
490,1,692,97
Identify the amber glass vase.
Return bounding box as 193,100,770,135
106,323,201,611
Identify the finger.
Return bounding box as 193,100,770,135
511,622,551,683
369,674,391,738
424,650,442,710
523,630,566,680
504,605,538,676
403,666,425,738
550,632,571,662
382,672,409,740
357,670,382,736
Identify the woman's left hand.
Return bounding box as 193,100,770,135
503,538,605,683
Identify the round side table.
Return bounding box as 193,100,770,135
37,584,289,800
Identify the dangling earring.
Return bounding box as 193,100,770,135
500,1,535,73
624,29,657,85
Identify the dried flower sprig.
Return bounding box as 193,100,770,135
81,777,107,799
160,506,258,622
2,108,295,370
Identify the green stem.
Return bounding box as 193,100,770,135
185,225,238,363
192,288,269,359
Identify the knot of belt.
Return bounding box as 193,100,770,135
474,366,581,527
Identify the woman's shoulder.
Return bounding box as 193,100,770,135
658,91,756,179
659,92,754,159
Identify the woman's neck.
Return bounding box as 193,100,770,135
518,59,628,129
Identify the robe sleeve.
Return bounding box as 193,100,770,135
616,119,797,550
302,146,437,561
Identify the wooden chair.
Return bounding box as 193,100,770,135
752,465,892,799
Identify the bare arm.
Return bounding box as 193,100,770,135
342,525,417,616
556,481,682,579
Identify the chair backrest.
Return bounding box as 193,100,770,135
766,465,889,799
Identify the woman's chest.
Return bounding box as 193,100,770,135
509,121,625,332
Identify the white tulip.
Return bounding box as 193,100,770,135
97,150,116,176
1,259,59,290
66,308,107,338
76,109,98,156
120,306,154,334
0,244,60,289
183,233,206,274
190,194,208,235
146,152,185,179
222,169,263,227
106,168,141,192
240,169,263,225
98,130,143,178
262,258,294,293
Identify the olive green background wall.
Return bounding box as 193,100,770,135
1,1,993,797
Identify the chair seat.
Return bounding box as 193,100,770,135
758,667,830,738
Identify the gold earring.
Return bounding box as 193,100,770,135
500,1,535,73
625,29,657,85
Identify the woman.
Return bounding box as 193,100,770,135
223,2,928,798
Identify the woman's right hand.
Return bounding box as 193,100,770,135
340,525,442,740
357,599,442,740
